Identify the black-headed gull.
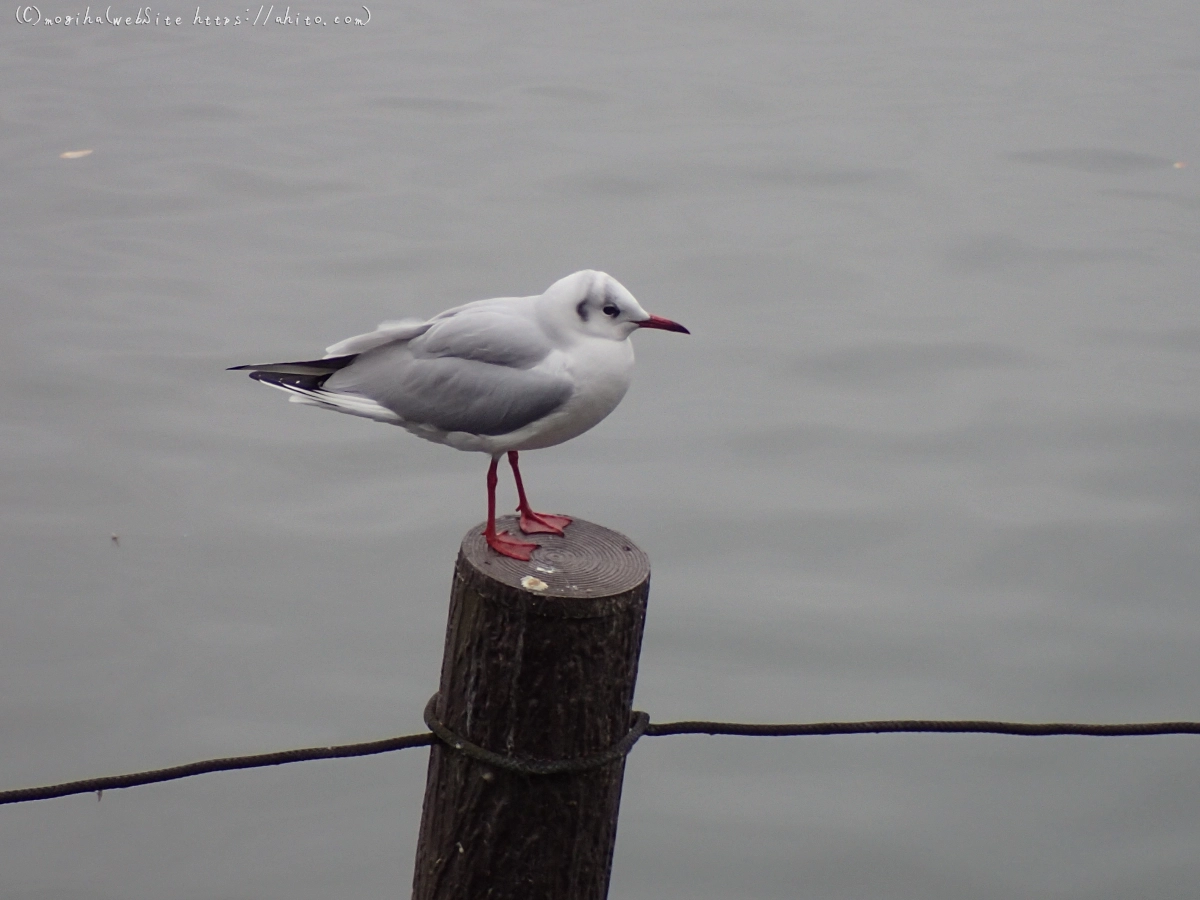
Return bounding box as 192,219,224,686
231,270,689,560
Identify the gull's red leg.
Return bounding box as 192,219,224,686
484,454,538,560
508,450,572,535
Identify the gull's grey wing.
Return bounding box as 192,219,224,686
323,305,571,436
411,301,552,368
323,318,430,358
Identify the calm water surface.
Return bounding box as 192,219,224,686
2,3,1198,898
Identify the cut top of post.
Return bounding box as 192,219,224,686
460,515,650,602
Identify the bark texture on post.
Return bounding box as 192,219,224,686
412,515,651,900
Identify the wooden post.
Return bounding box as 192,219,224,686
412,515,651,900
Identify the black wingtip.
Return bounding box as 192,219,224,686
227,355,358,375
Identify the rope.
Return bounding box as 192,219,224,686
644,719,1200,737
0,732,434,805
3,713,1197,805
423,694,649,775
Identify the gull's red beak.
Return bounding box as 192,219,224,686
637,314,690,334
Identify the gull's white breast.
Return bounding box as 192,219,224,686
447,336,635,455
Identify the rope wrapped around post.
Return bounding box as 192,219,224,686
422,693,650,776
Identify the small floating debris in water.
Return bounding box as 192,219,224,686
60,149,93,159
1174,161,1187,169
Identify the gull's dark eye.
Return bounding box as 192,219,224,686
602,304,620,318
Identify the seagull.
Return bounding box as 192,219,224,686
230,270,689,560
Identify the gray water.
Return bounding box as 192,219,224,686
2,3,1198,898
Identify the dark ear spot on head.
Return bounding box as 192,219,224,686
576,299,589,322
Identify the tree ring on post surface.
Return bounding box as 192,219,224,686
461,515,650,601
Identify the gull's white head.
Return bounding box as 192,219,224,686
542,270,689,341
